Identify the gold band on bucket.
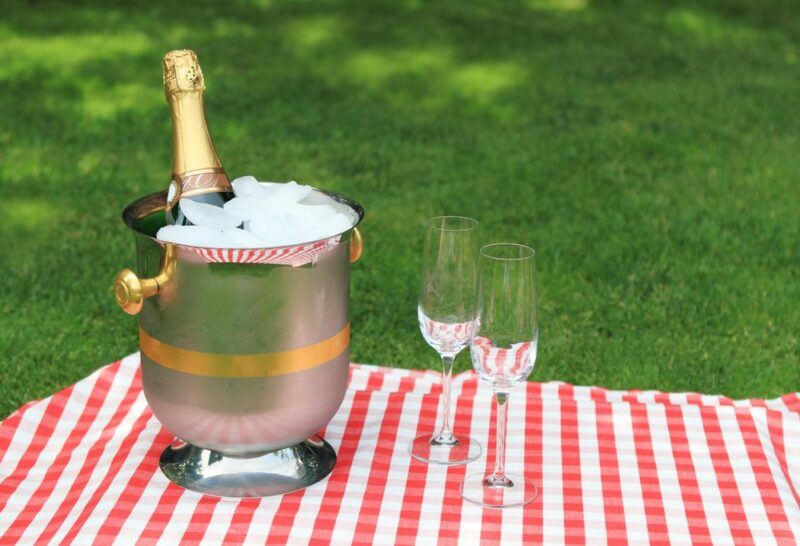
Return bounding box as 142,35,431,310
140,324,349,378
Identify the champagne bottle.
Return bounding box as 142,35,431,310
162,49,234,225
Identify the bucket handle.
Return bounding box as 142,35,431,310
349,227,363,263
114,244,177,315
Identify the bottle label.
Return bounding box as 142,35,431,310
173,167,232,198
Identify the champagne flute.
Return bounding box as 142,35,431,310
410,216,482,465
461,243,538,508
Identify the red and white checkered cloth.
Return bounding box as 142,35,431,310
1,353,800,545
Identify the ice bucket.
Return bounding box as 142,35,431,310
114,189,364,497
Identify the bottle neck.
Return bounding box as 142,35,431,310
167,90,231,198
168,91,223,176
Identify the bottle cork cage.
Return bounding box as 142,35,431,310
124,190,364,267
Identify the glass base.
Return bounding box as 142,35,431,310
460,472,538,508
159,435,336,498
409,433,482,465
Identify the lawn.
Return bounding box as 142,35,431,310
1,0,798,418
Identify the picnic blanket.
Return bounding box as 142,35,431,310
1,353,799,544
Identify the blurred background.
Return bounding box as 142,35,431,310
1,0,798,417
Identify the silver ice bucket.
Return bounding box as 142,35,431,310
114,189,364,497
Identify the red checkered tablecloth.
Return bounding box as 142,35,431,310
1,353,799,544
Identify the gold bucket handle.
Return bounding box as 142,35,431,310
115,244,177,315
116,228,358,314
349,227,363,263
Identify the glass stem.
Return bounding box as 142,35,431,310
434,354,456,444
488,390,511,486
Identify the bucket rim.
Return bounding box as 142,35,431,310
122,188,365,252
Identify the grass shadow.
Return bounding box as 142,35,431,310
1,0,799,415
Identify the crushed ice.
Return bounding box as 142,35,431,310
156,178,355,248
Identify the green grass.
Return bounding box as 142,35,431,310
1,0,799,417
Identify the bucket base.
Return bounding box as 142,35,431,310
159,435,336,498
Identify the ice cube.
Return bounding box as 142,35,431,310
180,177,356,248
218,228,266,248
312,213,354,240
250,210,330,246
287,204,338,223
235,177,315,204
232,176,269,198
245,202,354,246
156,225,229,247
259,197,298,216
258,180,314,208
277,180,314,203
180,199,243,229
156,225,267,248
255,182,284,199
223,196,270,222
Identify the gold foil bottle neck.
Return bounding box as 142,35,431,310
163,49,205,96
161,48,230,197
